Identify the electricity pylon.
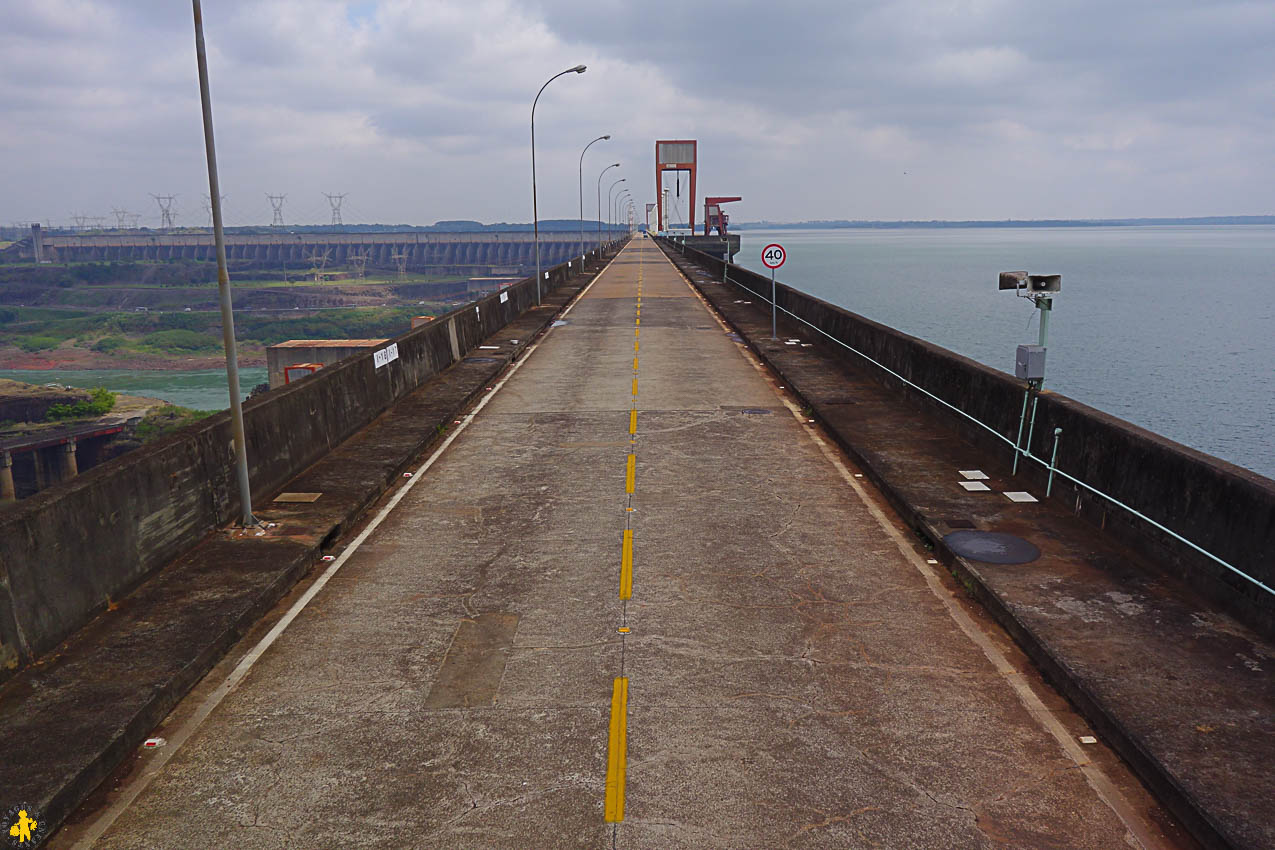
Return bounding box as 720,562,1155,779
324,193,347,227
266,193,286,227
151,194,177,229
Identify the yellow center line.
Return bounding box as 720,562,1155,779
604,676,629,822
629,408,637,434
632,357,639,371
634,340,639,352
619,529,634,599
631,377,638,397
625,453,636,493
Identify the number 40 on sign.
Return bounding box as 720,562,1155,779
761,243,786,339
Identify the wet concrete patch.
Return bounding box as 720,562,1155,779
943,530,1042,564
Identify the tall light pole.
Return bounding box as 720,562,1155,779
613,191,630,235
192,0,255,527
615,191,631,234
579,135,609,263
531,64,586,305
607,178,626,244
597,163,619,250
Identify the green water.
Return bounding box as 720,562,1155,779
0,367,268,411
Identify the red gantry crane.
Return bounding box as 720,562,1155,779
703,196,742,236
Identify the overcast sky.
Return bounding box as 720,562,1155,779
2,0,1272,227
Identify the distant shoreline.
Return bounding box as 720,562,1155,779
726,216,1275,230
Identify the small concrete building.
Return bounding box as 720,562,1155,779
266,339,389,388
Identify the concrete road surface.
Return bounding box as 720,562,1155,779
62,238,1184,849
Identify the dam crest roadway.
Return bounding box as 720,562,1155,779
52,238,1189,849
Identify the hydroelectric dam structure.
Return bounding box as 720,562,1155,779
1,226,624,275
0,236,1271,850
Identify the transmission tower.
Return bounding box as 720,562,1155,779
266,193,286,227
111,208,130,229
324,193,347,227
201,194,226,227
349,249,370,282
126,212,141,229
391,251,408,283
88,216,107,231
70,214,90,231
151,194,177,229
304,248,331,282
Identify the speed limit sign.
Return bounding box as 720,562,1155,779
761,243,786,269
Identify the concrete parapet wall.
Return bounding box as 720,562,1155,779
662,239,1274,633
0,243,624,680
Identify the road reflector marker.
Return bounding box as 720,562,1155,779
617,626,630,634
625,455,636,493
604,676,630,822
620,529,634,599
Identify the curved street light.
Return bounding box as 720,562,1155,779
578,135,609,263
607,178,626,244
613,190,631,234
596,163,619,250
531,64,586,305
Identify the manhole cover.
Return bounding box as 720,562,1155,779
942,531,1040,564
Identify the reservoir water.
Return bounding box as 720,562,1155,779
0,367,268,412
735,226,1274,480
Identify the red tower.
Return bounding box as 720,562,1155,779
654,140,696,233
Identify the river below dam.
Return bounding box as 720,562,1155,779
734,225,1274,480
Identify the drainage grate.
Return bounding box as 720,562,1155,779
466,357,500,363
942,531,1040,564
739,408,772,415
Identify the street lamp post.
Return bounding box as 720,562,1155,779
531,64,586,306
579,135,609,264
192,0,255,527
614,191,630,235
607,179,626,245
597,163,619,250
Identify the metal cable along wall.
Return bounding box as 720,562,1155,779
667,238,1273,600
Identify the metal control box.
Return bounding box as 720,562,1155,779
1015,344,1046,380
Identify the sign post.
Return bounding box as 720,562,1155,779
761,243,786,340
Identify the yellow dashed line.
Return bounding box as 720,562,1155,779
625,454,636,493
629,409,637,434
604,676,629,822
632,357,639,371
631,377,638,396
619,529,633,599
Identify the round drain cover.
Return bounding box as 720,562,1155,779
942,531,1040,564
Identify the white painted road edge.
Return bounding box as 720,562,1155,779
68,250,624,849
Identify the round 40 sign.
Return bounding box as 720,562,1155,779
761,243,786,269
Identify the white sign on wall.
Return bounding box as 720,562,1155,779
373,342,400,369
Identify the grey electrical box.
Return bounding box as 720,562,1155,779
1015,344,1046,380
